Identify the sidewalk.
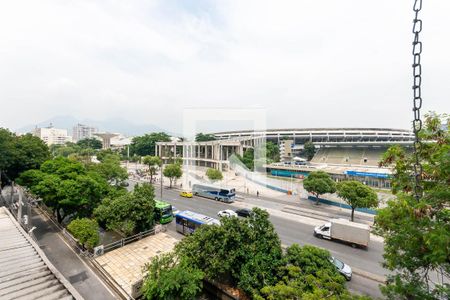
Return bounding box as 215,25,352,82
31,208,117,300
238,191,375,225
138,176,376,225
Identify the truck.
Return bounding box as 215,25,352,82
314,218,370,248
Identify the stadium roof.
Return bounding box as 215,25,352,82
213,128,412,135
0,207,83,300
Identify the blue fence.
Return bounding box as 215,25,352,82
270,169,310,178
307,196,377,215
344,170,390,179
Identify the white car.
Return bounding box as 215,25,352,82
217,209,237,218
330,256,352,281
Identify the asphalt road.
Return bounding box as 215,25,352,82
31,208,117,300
130,180,385,298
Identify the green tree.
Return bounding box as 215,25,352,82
336,180,378,221
96,149,115,162
50,143,81,158
94,183,155,236
258,244,366,300
163,163,182,188
77,138,102,150
130,132,171,156
236,148,255,170
375,113,450,299
0,130,50,182
18,157,110,222
141,252,204,300
0,129,15,187
303,171,336,205
67,218,100,250
143,156,162,183
175,208,282,295
195,132,216,142
90,154,128,186
303,141,316,161
266,141,280,163
206,168,223,181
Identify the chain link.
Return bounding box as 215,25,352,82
412,0,423,200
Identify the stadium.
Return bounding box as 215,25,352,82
156,128,414,189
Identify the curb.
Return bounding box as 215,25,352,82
352,267,386,284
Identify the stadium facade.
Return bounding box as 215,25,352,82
156,128,414,189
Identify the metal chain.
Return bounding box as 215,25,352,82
412,0,423,200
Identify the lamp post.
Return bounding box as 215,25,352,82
160,164,163,199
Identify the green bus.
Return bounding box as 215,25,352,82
155,200,174,224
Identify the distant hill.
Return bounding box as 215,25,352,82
16,115,168,136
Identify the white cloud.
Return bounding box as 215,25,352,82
0,0,448,132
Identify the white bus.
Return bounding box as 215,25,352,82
175,210,220,235
192,184,236,203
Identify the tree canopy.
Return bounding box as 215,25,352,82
67,218,100,250
129,132,171,156
77,138,103,150
163,163,182,188
175,208,282,295
143,207,365,299
18,156,111,222
90,154,128,186
195,133,216,142
206,168,223,181
94,183,156,236
257,244,367,300
266,141,280,163
303,171,337,205
337,180,378,221
303,141,316,161
143,156,162,183
375,113,450,299
0,129,50,184
141,252,204,300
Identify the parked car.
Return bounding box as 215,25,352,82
217,209,237,218
330,256,352,281
180,191,193,198
235,208,253,218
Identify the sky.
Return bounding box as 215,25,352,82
0,0,449,133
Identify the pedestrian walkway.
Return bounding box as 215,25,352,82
31,208,117,300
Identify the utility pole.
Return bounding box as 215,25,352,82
18,187,22,224
160,164,163,199
10,181,14,207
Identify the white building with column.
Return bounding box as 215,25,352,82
156,136,263,171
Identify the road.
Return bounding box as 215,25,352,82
31,207,117,300
130,180,385,298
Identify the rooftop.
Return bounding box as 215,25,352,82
0,207,82,300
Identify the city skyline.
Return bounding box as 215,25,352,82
0,1,449,132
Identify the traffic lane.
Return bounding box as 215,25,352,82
348,274,384,299
156,186,386,278
162,198,384,299
268,214,386,278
